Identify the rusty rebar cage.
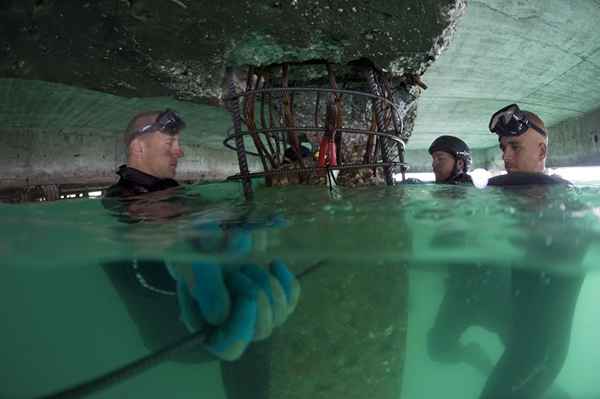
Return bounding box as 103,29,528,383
224,63,409,199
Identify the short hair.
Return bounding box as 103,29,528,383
123,110,162,148
522,110,548,136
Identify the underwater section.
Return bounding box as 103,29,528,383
1,181,600,398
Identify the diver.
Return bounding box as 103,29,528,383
428,104,584,399
101,109,300,398
425,134,510,379
399,135,473,185
479,104,584,399
429,135,473,185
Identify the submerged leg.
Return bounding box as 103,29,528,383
221,339,272,399
479,271,582,399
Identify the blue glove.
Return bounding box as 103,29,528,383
172,259,300,361
188,213,287,257
190,221,253,256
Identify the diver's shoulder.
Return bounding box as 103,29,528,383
104,181,128,198
398,175,473,185
453,173,473,185
399,178,426,185
488,172,573,187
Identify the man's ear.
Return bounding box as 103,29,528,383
129,137,144,157
456,158,465,171
539,142,547,161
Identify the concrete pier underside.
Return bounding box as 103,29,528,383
1,0,600,190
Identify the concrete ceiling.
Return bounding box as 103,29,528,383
412,0,600,149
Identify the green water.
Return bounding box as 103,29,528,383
1,181,600,399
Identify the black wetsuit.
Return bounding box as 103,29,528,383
480,172,582,399
104,165,180,198
101,165,271,399
428,172,583,399
427,171,499,368
399,172,473,185
444,172,473,185
101,165,198,360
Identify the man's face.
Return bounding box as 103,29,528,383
140,131,184,178
499,129,545,173
431,150,456,182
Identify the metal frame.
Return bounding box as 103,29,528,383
225,65,408,199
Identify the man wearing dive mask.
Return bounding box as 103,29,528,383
102,109,300,399
427,105,585,399
490,103,550,175
479,105,582,399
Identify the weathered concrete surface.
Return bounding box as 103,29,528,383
413,0,600,155
547,106,600,167
0,0,464,101
268,262,407,399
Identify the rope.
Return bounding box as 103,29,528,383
37,261,327,399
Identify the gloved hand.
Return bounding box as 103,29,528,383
188,212,287,257
169,259,300,361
